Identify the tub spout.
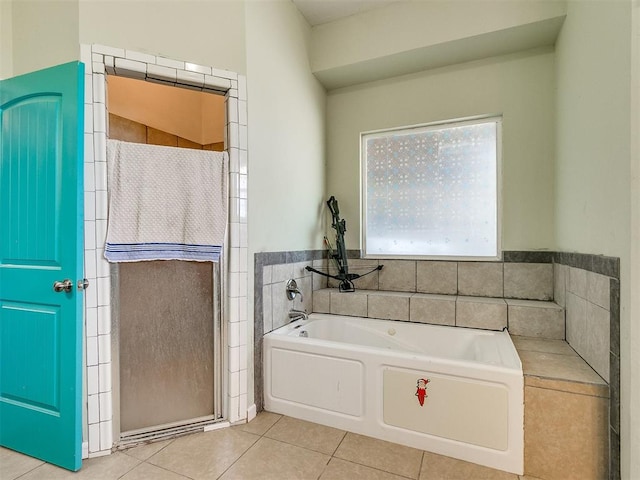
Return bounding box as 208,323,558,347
288,309,308,322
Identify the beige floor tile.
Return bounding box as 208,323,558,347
320,457,409,480
420,451,518,480
123,439,174,461
148,428,258,479
0,447,45,480
334,433,423,479
19,452,141,480
265,416,346,455
120,462,191,480
236,411,282,436
219,437,330,480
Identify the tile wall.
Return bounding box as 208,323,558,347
253,251,325,409
312,289,566,336
325,256,554,300
552,252,620,480
80,44,248,457
315,254,559,336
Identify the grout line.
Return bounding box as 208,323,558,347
263,414,283,437
213,433,261,479
316,457,331,480
418,450,426,479
328,454,418,480
138,460,193,479
112,454,143,480
525,383,610,399
330,431,348,457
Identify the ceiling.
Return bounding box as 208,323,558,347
291,0,403,26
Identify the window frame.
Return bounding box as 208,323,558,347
360,115,503,261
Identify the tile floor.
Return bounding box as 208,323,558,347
2,412,540,480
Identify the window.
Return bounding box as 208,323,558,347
361,117,501,259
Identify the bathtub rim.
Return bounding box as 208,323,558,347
266,312,523,375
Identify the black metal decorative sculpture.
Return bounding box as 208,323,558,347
306,196,382,292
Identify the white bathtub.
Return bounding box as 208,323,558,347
263,313,524,474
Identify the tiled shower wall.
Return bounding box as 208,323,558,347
80,44,248,457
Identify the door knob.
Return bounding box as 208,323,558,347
53,279,73,293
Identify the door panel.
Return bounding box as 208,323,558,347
0,62,84,471
1,302,62,412
1,96,61,266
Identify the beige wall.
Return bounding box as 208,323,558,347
11,0,79,76
554,1,634,477
326,48,556,252
245,0,326,254
0,0,12,79
312,0,565,71
78,1,246,75
310,0,565,89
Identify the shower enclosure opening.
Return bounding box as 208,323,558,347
106,75,227,444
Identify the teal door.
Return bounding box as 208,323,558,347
0,62,85,471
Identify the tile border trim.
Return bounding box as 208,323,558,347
553,252,620,279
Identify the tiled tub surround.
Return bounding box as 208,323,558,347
316,255,562,338
255,250,620,479
553,253,620,480
254,251,562,409
313,290,565,338
325,254,554,300
253,251,326,410
81,44,249,457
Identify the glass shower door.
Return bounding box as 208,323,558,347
116,260,223,435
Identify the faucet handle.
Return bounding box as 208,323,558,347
286,279,303,302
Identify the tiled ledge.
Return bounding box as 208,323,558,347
312,288,565,339
512,335,608,396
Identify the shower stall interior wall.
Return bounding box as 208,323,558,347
80,44,249,457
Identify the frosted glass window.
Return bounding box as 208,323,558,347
362,118,500,258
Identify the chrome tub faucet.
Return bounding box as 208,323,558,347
288,309,308,322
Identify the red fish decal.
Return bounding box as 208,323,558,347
415,378,430,406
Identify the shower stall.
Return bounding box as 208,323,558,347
106,75,227,444
82,46,249,455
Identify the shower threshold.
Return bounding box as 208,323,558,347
117,415,228,449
